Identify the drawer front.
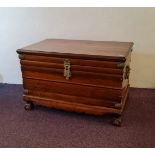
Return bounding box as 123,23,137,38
23,78,124,108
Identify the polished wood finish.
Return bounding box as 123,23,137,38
17,39,133,61
17,39,133,126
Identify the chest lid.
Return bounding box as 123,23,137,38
17,39,133,61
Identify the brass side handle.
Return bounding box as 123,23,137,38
64,59,71,80
124,65,130,79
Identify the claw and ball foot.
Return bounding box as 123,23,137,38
112,116,122,126
24,101,34,110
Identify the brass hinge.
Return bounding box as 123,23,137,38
18,54,24,59
114,103,122,109
23,89,29,94
64,59,71,80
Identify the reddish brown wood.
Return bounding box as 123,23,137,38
23,95,120,115
17,39,133,126
23,78,123,102
19,54,124,68
17,39,133,61
22,69,123,89
21,60,123,75
24,90,119,108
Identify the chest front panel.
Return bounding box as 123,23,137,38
17,39,133,117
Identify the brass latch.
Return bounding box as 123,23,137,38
64,59,71,80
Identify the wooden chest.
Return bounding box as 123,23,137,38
17,39,133,126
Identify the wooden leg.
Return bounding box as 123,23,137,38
112,115,122,127
24,101,34,110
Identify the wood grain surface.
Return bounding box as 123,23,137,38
17,39,133,125
17,39,133,61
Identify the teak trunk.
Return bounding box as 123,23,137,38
17,39,134,126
